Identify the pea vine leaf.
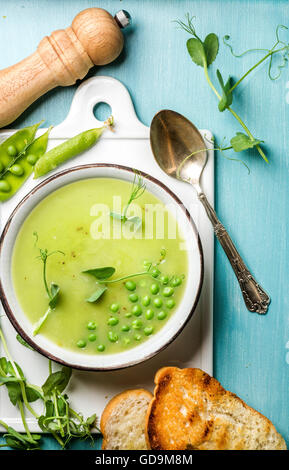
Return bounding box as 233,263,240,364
204,33,219,65
82,267,115,280
16,334,34,351
230,132,263,152
48,283,60,309
186,38,206,66
216,69,233,111
42,367,72,398
86,285,107,303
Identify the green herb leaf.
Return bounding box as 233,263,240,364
216,69,233,111
33,307,51,336
25,386,42,403
186,38,206,67
86,285,107,303
85,413,96,426
42,367,72,397
230,132,263,152
83,267,115,280
49,283,60,309
5,383,22,406
204,33,219,65
16,334,34,351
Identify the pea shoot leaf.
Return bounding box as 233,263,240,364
230,132,263,152
48,283,60,309
186,38,206,66
42,367,72,398
216,69,233,111
204,33,219,65
86,285,107,303
83,267,115,280
16,334,34,351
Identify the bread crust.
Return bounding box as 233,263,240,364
101,388,153,450
146,367,286,450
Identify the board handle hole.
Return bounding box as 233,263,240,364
93,102,112,122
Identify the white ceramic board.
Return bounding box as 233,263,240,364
0,76,214,432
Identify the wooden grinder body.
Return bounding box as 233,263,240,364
0,8,124,127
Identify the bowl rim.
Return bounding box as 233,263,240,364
0,163,204,371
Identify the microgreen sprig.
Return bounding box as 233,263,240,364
32,241,64,336
176,15,289,165
83,250,167,303
0,327,97,449
110,171,146,231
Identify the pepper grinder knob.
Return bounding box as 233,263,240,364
114,10,132,29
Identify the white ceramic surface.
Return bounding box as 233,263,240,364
0,76,214,432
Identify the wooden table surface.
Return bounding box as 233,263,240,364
0,0,288,450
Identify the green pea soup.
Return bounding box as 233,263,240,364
12,178,188,354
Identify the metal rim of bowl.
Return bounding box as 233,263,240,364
0,163,204,371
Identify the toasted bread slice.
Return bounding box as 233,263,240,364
146,367,286,450
101,389,153,450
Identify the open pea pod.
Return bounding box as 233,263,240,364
0,124,51,202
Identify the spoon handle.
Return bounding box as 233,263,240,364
198,192,270,314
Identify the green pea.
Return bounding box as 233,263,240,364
125,312,133,318
110,303,120,313
145,309,154,320
77,340,86,348
157,311,167,320
7,145,17,157
171,277,182,287
108,331,118,343
166,299,175,309
150,283,159,295
132,305,142,316
10,164,24,176
121,325,130,332
160,275,169,285
162,287,174,297
0,180,11,192
128,293,138,303
134,334,142,341
144,326,154,336
88,333,96,342
16,142,26,153
141,295,151,306
153,297,163,308
108,317,119,326
27,154,38,165
132,319,143,330
125,280,136,291
123,337,131,345
151,268,160,278
97,344,105,352
87,321,97,330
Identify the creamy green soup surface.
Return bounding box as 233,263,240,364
12,178,187,354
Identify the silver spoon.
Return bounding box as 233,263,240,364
150,109,270,314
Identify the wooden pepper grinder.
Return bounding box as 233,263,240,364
0,8,131,128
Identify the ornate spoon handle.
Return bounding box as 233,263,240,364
198,192,270,314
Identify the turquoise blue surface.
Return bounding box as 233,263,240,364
0,0,288,450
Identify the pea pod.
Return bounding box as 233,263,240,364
0,125,51,202
34,127,105,179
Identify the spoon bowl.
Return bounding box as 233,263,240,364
150,109,207,186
